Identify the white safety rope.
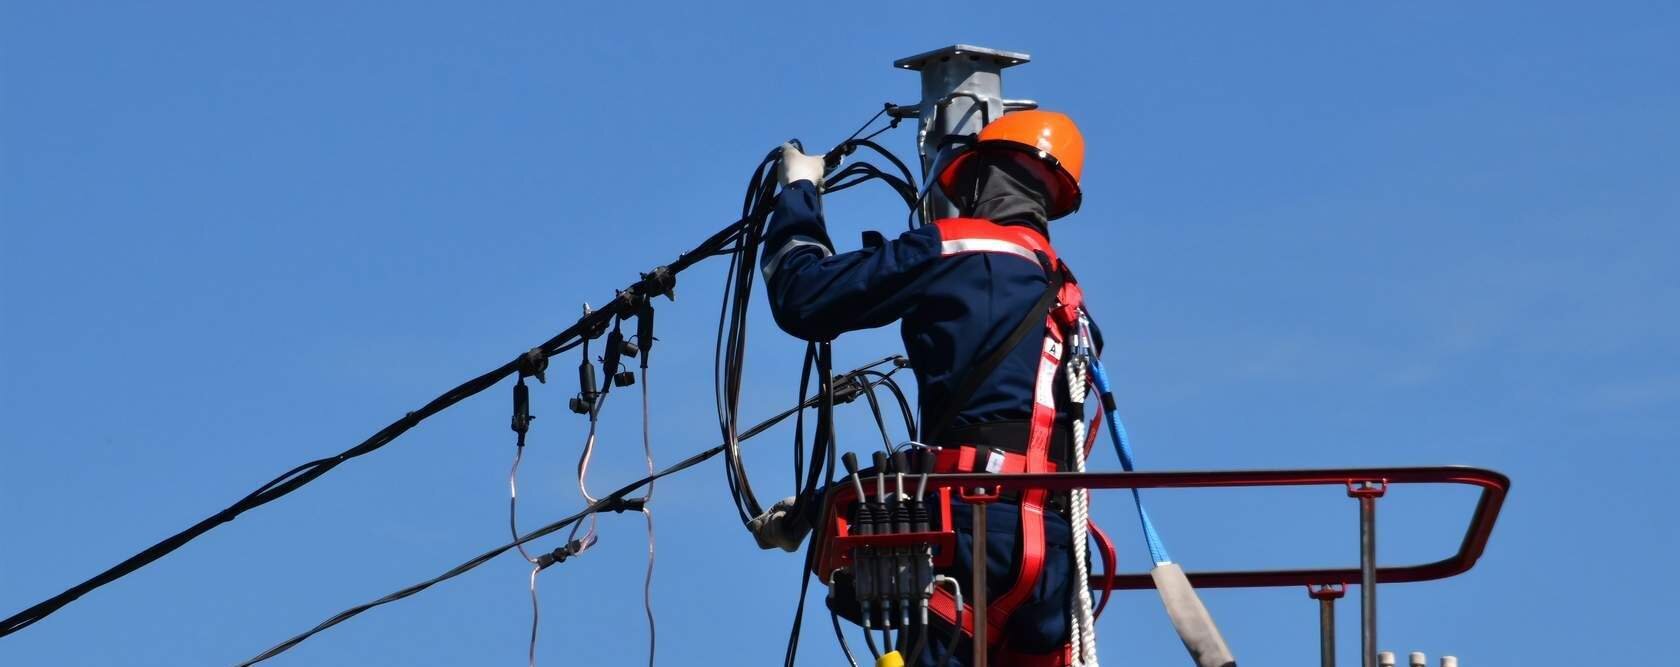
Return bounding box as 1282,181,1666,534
1065,330,1099,667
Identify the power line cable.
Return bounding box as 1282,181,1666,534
239,357,906,665
0,241,711,637
0,118,918,637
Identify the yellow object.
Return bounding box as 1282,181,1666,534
875,650,905,667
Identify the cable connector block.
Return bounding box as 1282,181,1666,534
830,375,868,405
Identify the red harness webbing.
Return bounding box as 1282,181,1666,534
925,218,1100,663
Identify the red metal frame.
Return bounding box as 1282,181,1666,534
919,465,1509,590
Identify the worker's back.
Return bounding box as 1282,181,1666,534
763,182,1095,452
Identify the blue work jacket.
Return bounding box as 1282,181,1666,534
762,181,1100,440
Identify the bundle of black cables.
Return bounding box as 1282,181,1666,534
699,107,923,666
712,111,919,532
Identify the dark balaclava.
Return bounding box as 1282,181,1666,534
953,151,1052,237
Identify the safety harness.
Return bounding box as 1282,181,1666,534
921,218,1116,664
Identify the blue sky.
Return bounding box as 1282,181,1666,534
3,1,1675,664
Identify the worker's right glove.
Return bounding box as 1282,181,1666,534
778,143,826,189
748,496,812,552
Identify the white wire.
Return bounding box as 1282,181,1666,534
931,576,964,666
508,447,542,667
566,404,604,552
526,565,541,667
638,367,657,667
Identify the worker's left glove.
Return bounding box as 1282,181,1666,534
748,496,812,552
778,143,826,189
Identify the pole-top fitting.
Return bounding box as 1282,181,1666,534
893,44,1030,71
894,44,1034,223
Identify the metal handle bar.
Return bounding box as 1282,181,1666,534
923,465,1509,590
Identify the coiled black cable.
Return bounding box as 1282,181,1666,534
713,107,922,531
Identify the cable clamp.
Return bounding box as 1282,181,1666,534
601,496,648,514
830,374,868,405
536,539,588,570
517,347,548,383
577,302,611,342
639,266,676,302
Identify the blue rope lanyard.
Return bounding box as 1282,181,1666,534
1080,318,1173,566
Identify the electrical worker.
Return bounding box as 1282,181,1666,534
750,111,1100,666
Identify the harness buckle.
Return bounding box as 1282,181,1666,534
1051,302,1081,329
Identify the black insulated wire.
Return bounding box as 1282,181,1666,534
0,199,722,639
831,606,862,667
713,147,779,525
239,357,905,665
858,370,917,440
4,106,923,649
857,373,898,453
508,443,544,667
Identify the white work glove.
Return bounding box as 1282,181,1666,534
748,496,812,552
778,143,826,189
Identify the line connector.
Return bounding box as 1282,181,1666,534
536,539,588,570
639,266,676,302
600,496,648,514
517,347,548,383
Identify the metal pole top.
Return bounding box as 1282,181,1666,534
892,44,1030,71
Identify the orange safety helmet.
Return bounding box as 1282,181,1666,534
936,110,1085,219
